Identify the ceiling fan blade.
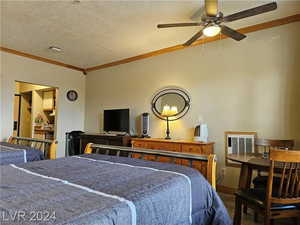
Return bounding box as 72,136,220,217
221,25,246,41
205,0,218,16
183,27,205,46
157,23,202,28
223,2,277,22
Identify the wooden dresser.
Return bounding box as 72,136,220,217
131,138,214,178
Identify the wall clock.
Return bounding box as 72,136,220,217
66,90,78,102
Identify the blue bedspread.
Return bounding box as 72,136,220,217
0,154,231,225
0,142,44,165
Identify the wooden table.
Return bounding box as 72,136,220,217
227,153,272,191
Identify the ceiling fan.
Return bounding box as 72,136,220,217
157,0,277,46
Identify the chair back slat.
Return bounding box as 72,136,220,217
296,167,300,195
278,163,287,197
284,163,293,198
268,149,300,201
290,164,299,197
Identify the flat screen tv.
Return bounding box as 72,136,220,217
103,109,129,133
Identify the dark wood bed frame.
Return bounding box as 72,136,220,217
8,136,57,159
84,143,217,189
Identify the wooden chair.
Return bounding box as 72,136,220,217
253,139,294,188
255,138,294,153
234,149,300,225
255,139,295,151
249,139,294,219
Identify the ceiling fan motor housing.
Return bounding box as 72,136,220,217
201,12,223,25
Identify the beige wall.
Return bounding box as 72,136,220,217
85,22,300,187
0,52,86,158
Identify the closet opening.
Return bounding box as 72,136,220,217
13,81,58,141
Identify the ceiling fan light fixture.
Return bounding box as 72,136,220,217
203,25,221,37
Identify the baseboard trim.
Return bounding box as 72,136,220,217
217,185,237,195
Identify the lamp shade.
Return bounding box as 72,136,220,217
161,105,178,117
161,105,171,117
170,106,178,115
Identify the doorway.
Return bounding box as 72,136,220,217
13,81,58,140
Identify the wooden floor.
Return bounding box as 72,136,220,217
219,193,295,225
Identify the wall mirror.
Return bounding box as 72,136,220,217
151,87,191,121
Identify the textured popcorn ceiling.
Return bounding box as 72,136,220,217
1,0,300,68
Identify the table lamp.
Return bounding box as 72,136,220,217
161,105,178,139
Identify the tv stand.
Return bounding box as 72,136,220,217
79,133,131,154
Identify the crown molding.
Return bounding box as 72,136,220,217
0,47,86,74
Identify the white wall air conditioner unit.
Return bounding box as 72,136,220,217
227,135,255,154
225,131,257,167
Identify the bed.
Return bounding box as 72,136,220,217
0,144,231,225
0,136,57,165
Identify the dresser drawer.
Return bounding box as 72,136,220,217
181,144,202,172
181,144,211,178
202,144,214,154
132,141,147,148
131,141,149,159
147,142,181,163
149,143,180,151
182,144,202,154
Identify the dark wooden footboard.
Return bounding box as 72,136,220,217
8,136,57,159
84,143,216,188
